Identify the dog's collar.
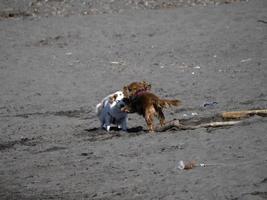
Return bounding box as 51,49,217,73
134,89,148,97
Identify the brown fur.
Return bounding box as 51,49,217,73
108,94,117,104
123,81,151,98
122,82,181,132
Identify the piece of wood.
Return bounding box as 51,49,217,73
155,119,241,132
156,109,267,131
222,109,267,119
194,121,242,128
155,120,181,132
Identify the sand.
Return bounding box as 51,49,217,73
0,0,267,199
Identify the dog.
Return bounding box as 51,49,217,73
96,91,124,117
122,81,181,132
96,91,128,132
123,81,151,98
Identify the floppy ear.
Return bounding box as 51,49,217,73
123,86,129,97
109,94,117,103
142,80,151,90
146,83,151,90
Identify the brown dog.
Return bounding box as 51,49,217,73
122,81,181,132
123,81,151,98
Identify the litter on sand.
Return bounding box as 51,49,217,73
65,52,72,55
110,61,120,64
203,101,218,107
240,58,252,63
177,160,225,170
177,160,197,170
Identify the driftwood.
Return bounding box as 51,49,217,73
155,120,181,132
88,109,267,135
189,120,242,128
155,120,241,132
154,109,267,132
222,109,267,119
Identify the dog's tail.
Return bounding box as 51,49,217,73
158,99,182,108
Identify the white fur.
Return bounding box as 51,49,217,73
96,91,127,131
96,91,124,117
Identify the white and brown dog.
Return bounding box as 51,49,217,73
96,91,128,132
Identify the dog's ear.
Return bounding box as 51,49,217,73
109,94,117,103
142,80,151,90
108,96,114,104
123,86,129,98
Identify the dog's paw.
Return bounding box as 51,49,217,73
103,124,111,132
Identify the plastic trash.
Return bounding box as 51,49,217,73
177,160,196,170
177,160,185,170
65,52,72,55
240,58,251,63
203,101,218,108
177,160,206,170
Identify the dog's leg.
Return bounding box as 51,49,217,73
155,106,166,126
121,118,128,132
103,124,110,131
115,119,122,129
117,124,122,129
145,106,155,132
117,120,126,131
99,110,105,129
104,114,112,132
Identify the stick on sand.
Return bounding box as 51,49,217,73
222,109,267,119
155,120,241,132
154,109,267,132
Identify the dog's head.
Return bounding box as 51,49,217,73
115,98,128,110
120,98,136,113
123,81,151,98
110,97,129,113
108,91,124,104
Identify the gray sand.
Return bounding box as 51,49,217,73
0,0,267,199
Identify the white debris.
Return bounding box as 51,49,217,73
177,160,185,170
240,58,252,63
110,61,120,64
177,63,188,69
